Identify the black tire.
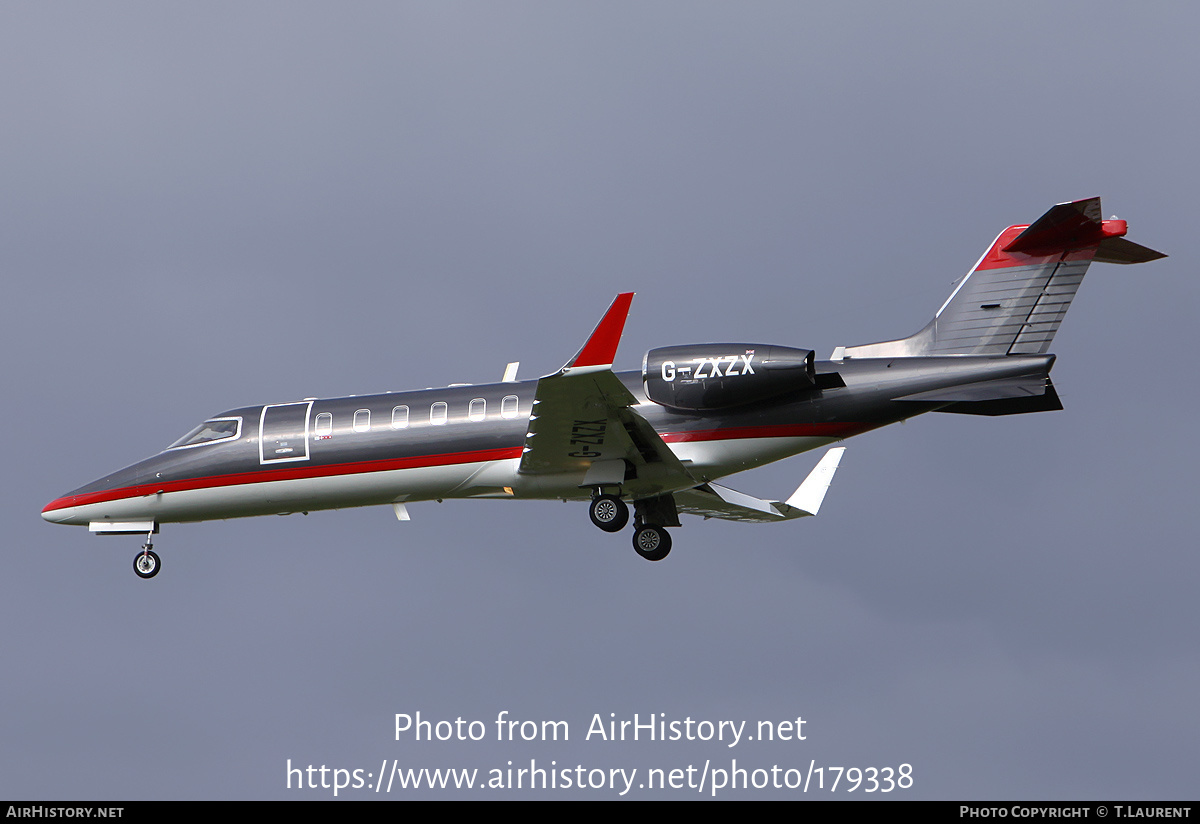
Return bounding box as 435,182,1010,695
632,525,672,561
589,494,629,533
133,549,161,579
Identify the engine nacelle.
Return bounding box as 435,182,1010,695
642,343,816,410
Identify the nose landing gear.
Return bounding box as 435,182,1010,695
134,548,161,578
134,532,161,579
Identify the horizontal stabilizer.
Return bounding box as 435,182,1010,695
935,378,1063,416
1094,236,1167,264
895,374,1051,404
1001,197,1109,253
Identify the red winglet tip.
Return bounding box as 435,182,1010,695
569,292,635,368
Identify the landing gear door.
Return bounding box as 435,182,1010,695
259,401,313,464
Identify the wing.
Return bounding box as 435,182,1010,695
517,294,698,498
674,447,846,522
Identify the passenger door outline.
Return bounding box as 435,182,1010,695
259,401,314,464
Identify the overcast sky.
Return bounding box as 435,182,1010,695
3,2,1197,800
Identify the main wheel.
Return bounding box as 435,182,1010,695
134,549,161,579
632,525,672,561
589,494,629,533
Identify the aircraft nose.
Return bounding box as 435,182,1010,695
42,459,152,527
42,494,78,524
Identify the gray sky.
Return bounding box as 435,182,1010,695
3,2,1196,799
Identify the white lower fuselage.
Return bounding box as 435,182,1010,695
43,431,836,527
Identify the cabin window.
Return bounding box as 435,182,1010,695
501,395,519,419
430,402,448,425
314,412,333,439
353,409,370,433
391,405,409,429
469,398,486,422
167,417,242,450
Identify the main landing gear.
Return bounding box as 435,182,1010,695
133,533,161,579
588,494,629,533
632,524,671,562
588,490,675,562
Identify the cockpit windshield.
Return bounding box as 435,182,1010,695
167,417,241,450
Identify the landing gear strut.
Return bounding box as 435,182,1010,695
134,534,161,579
589,493,629,533
629,494,678,562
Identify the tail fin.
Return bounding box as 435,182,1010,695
838,198,1166,358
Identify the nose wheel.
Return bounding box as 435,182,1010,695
134,541,161,579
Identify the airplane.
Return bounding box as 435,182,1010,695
42,197,1165,578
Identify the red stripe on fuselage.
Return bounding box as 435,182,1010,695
42,446,525,514
42,421,878,514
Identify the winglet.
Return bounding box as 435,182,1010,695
784,447,845,516
564,293,635,371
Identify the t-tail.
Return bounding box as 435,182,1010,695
837,197,1166,359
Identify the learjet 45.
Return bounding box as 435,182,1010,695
42,197,1165,578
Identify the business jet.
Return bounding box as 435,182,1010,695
42,197,1165,578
